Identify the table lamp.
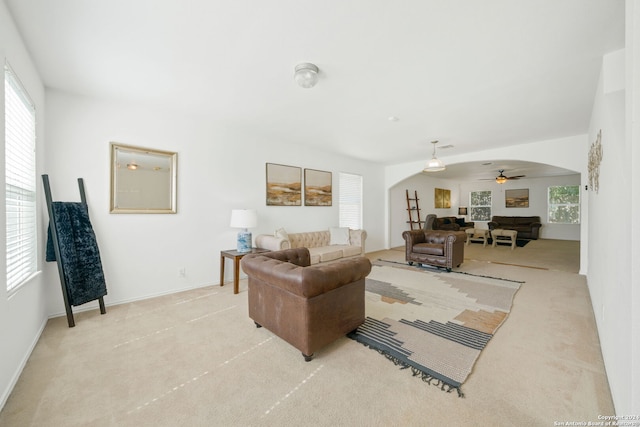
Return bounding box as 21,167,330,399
230,209,257,253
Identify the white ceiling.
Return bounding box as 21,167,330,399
4,0,625,178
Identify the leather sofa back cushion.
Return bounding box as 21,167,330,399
514,216,540,224
242,251,372,298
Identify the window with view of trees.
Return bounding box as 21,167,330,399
548,186,580,224
470,190,492,221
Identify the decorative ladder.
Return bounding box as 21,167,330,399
405,190,423,230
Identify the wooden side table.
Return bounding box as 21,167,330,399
219,248,270,294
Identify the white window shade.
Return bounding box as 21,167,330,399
5,63,37,292
339,172,362,229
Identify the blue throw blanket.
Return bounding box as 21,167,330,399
46,202,107,306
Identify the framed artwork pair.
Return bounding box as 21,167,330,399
265,163,332,206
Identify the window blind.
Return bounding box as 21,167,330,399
5,63,37,292
338,172,362,229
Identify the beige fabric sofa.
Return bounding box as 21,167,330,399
255,228,367,265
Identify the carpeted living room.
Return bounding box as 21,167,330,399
0,239,613,426
1,1,639,426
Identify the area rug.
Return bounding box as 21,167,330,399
348,264,521,397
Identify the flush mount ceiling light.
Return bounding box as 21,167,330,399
423,140,446,172
294,63,319,88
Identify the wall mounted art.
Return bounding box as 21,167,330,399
434,188,451,209
304,169,332,206
588,130,602,193
110,142,177,214
505,188,529,208
266,163,302,206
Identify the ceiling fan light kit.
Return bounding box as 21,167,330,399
494,169,524,184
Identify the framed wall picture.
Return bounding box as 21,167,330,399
434,188,451,209
505,188,529,208
304,169,332,206
266,163,302,206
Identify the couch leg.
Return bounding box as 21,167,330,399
302,353,314,362
254,322,262,328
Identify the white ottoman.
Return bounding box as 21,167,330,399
491,229,518,250
465,228,490,247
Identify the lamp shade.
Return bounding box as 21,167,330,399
423,157,446,172
230,209,257,229
423,140,446,172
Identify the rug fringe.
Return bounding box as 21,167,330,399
365,343,465,398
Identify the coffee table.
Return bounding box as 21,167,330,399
465,228,490,247
491,229,518,250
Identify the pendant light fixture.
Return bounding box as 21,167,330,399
423,140,446,172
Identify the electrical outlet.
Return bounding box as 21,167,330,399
179,268,186,278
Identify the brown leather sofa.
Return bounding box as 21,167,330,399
488,216,542,239
402,229,466,271
425,214,475,231
240,248,372,361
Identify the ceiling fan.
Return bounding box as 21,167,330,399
483,169,526,184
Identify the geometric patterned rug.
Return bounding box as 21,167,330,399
348,264,521,397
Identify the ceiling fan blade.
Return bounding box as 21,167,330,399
506,175,526,179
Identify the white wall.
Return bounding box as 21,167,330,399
0,1,48,410
586,11,638,412
42,90,386,315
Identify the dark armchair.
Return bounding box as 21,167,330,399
402,229,466,272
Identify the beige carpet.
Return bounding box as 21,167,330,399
0,239,614,426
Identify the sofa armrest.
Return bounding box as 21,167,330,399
487,221,499,230
255,234,291,251
349,229,367,254
402,230,427,246
464,221,475,228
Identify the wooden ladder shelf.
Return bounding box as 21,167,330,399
406,190,423,230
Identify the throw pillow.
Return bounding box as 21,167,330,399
275,228,289,240
329,227,350,245
455,218,465,226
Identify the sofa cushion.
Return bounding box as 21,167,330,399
329,227,351,245
341,245,362,258
412,243,445,256
513,217,528,224
309,247,343,264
